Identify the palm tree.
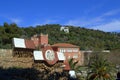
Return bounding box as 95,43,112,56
68,58,85,80
87,53,116,80
68,58,81,73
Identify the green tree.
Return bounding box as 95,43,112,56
68,58,86,80
68,58,81,72
87,53,116,80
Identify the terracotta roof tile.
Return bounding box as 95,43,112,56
52,43,79,48
25,39,35,49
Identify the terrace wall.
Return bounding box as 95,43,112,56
0,49,12,57
0,49,33,68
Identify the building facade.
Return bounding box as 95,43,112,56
60,27,69,33
52,43,84,65
31,34,84,65
13,33,84,67
31,33,48,48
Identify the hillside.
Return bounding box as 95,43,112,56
0,23,120,50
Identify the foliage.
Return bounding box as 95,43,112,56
68,58,85,79
68,58,81,72
0,22,120,50
87,53,116,80
0,23,22,48
0,67,39,80
0,67,69,80
106,49,120,65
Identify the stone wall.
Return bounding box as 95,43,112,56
0,49,12,57
0,49,33,68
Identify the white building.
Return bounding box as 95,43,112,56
60,27,69,33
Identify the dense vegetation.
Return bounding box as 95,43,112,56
0,22,120,50
0,67,68,80
87,53,116,80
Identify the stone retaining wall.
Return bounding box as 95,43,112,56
0,49,12,57
0,49,33,68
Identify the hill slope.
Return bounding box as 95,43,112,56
0,23,120,50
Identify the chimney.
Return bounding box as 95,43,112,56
39,33,48,45
31,34,39,47
31,33,48,49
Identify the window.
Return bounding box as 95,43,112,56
73,48,78,52
67,48,72,52
60,48,66,53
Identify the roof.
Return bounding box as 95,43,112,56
25,39,35,49
13,38,35,49
52,43,79,48
13,38,26,48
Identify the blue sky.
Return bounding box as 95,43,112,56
0,0,120,32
